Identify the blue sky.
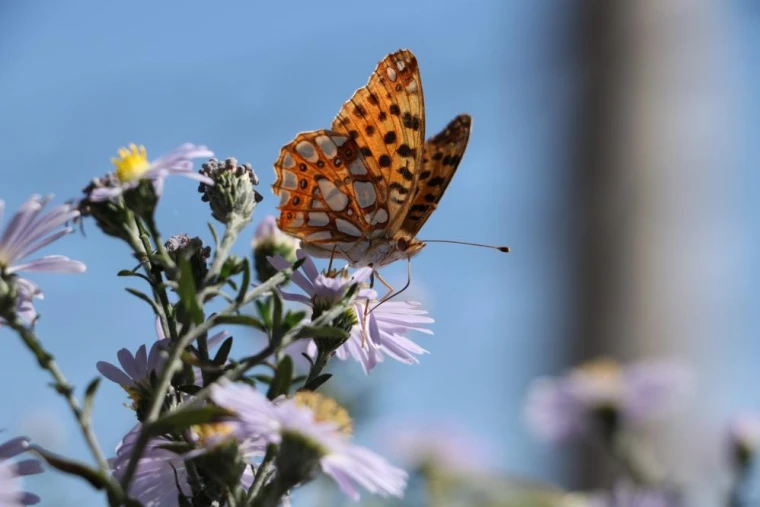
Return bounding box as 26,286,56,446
1,2,759,505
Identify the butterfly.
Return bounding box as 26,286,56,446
272,49,472,272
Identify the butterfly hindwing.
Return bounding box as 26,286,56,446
401,114,472,236
331,49,426,235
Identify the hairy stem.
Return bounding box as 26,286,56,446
134,217,177,340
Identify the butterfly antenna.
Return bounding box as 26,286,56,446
421,239,510,253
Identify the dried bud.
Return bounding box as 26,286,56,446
164,234,211,286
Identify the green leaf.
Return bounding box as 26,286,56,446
267,356,293,399
207,221,219,248
124,288,161,315
32,446,110,490
116,270,151,283
177,257,203,324
271,292,284,340
214,314,266,332
296,326,349,340
236,258,251,304
253,374,273,384
83,377,100,420
304,373,332,391
148,405,231,436
213,336,234,366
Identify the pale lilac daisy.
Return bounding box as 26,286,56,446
586,482,681,507
88,143,214,202
525,358,692,443
210,380,408,501
0,195,85,322
0,436,43,506
111,423,258,507
97,317,228,409
268,250,433,373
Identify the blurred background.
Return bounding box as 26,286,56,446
0,1,759,505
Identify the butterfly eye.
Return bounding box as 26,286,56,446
396,238,409,252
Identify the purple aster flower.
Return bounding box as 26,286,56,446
88,143,214,202
524,358,691,443
210,380,408,501
252,216,300,283
0,195,85,323
97,317,228,408
269,250,433,373
586,482,681,507
111,423,258,507
0,436,44,506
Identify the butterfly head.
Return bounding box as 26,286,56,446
371,234,425,268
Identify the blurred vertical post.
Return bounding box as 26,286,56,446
570,0,738,489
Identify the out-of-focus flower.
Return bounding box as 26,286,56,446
252,216,299,283
524,358,691,443
164,234,211,286
584,482,681,507
727,413,760,471
0,195,85,325
385,422,492,473
110,423,257,507
269,251,433,373
0,436,44,506
210,380,408,501
198,158,262,225
88,143,214,202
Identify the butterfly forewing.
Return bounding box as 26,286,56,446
331,49,426,235
401,114,472,236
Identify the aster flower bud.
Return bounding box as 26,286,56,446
79,174,141,241
252,216,299,283
165,234,211,286
198,158,262,226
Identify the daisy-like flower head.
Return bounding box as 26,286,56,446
0,436,44,506
524,358,691,443
96,317,228,418
727,412,760,471
210,380,408,501
252,216,299,283
0,195,85,324
111,422,259,507
269,250,433,373
88,143,214,202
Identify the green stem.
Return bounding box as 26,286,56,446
8,319,121,496
246,445,277,504
304,350,330,389
206,217,248,283
134,217,176,340
119,266,293,494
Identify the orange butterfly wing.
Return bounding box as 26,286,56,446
401,114,472,236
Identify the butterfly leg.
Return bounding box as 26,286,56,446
360,269,395,349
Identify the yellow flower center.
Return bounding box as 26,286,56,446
293,391,353,436
191,422,236,447
577,358,622,381
112,144,150,182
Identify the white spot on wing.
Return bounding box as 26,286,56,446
306,231,332,241
282,153,295,169
333,135,349,147
367,208,388,225
336,219,362,237
315,135,337,158
310,200,326,209
296,141,319,162
291,213,304,227
353,181,377,209
317,179,349,211
405,80,418,93
278,190,290,207
282,170,298,190
308,212,329,226
348,159,367,175
396,60,406,71
386,66,397,81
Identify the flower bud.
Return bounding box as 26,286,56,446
252,216,299,282
198,158,262,226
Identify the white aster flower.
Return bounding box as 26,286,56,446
210,380,407,501
88,143,214,202
268,250,433,373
